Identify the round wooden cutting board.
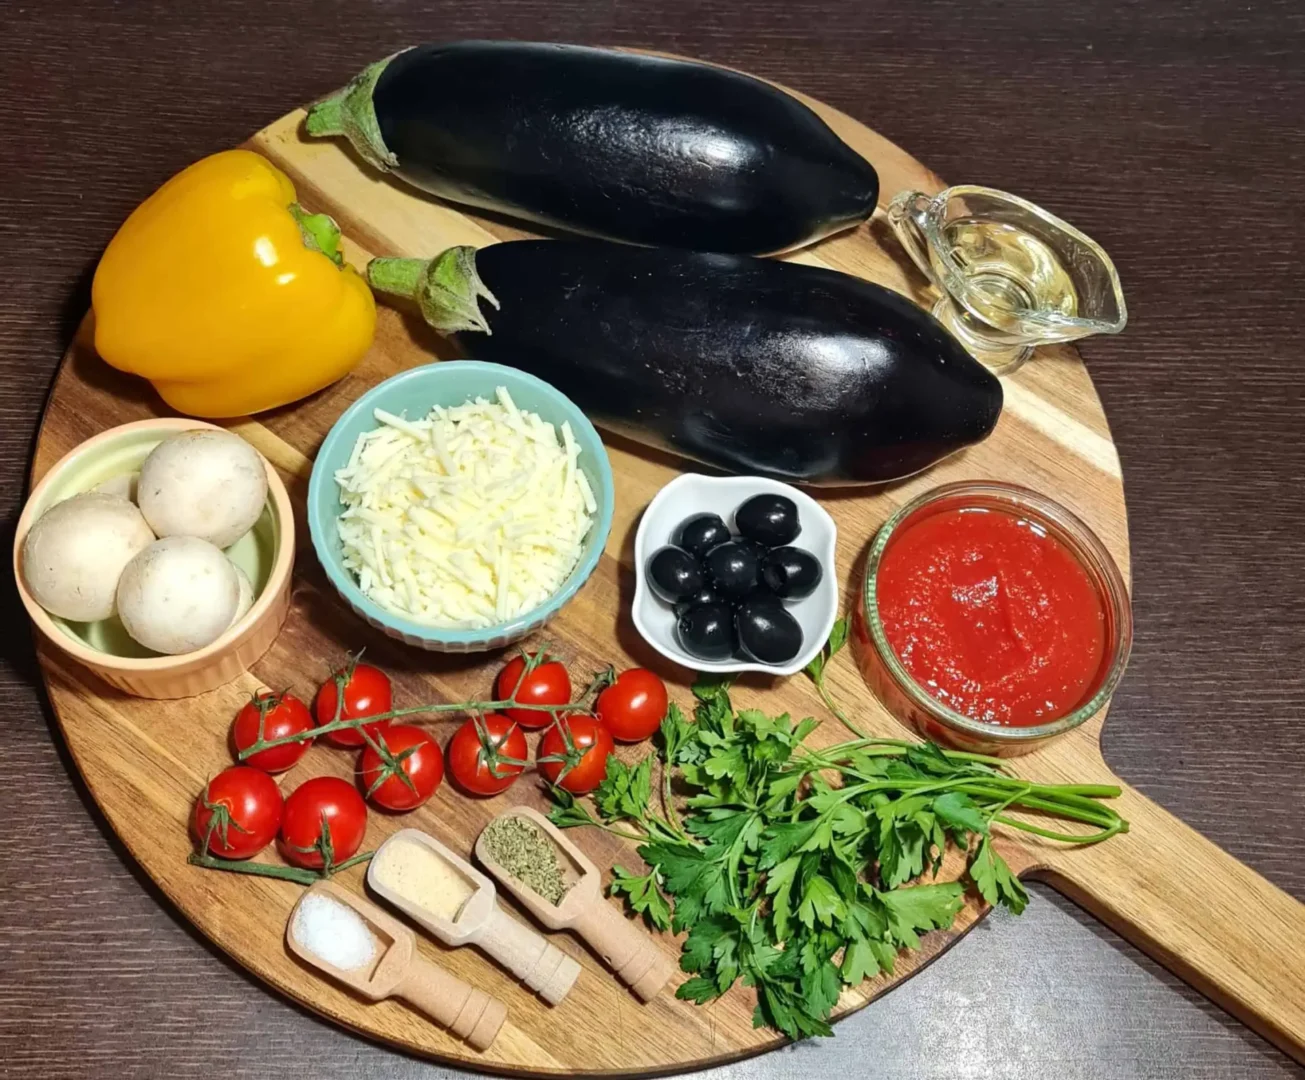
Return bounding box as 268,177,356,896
30,63,1305,1076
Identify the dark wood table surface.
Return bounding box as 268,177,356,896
2,2,1303,1077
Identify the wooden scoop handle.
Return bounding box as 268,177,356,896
572,897,674,1001
396,956,507,1051
1027,779,1305,1063
479,906,582,1005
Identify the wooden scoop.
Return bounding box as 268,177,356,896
285,880,506,1051
368,828,581,1005
475,807,673,1002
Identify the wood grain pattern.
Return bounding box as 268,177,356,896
4,3,1305,1078
26,77,1305,1075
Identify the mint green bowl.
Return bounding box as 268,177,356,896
308,362,614,653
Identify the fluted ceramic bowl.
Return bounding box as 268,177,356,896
14,418,294,698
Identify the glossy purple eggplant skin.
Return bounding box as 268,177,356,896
454,242,1004,486
372,41,878,254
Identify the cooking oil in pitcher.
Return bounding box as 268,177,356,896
943,217,1078,334
887,186,1127,376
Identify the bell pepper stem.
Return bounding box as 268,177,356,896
368,249,500,337
289,204,343,266
305,53,401,173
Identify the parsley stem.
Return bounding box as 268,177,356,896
660,761,689,841
594,823,649,843
816,678,868,740
954,784,1122,826
818,737,1007,768
992,814,1125,844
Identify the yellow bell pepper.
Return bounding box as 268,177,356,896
92,149,376,417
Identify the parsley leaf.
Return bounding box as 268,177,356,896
932,791,989,836
968,836,1030,914
659,702,702,765
764,855,801,939
676,975,721,1005
841,938,882,984
595,753,653,822
609,864,671,930
797,874,846,928
547,785,598,830
880,882,966,948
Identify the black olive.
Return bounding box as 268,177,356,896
730,581,778,609
702,540,761,599
675,602,737,662
647,545,705,603
760,547,823,600
674,513,732,558
734,493,801,547
735,598,804,665
673,585,727,619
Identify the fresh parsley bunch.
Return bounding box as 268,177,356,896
550,622,1127,1040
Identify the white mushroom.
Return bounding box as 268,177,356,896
138,430,268,549
116,536,240,655
21,492,155,621
228,562,255,628
93,472,137,501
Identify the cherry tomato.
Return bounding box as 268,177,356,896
359,725,444,812
278,776,368,869
192,766,282,860
314,657,393,748
447,713,528,796
596,668,669,743
230,691,314,773
495,652,572,729
537,714,615,794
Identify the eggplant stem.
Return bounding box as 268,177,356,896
367,257,429,298
305,54,400,173
368,248,500,337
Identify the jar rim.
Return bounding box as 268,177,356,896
862,480,1133,744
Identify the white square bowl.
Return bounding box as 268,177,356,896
631,473,839,676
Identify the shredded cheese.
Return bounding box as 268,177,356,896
334,388,595,629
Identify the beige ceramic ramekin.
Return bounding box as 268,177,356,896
14,418,294,698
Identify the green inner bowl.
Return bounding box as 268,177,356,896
26,428,280,658
307,361,615,648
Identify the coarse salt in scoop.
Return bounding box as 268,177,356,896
286,880,507,1050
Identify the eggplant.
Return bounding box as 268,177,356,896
306,41,878,254
367,242,1004,486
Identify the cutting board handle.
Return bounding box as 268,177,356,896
1025,778,1305,1062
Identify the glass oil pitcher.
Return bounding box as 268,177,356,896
886,185,1126,376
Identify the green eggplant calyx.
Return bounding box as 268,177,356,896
367,249,500,337
305,53,401,173
288,204,343,266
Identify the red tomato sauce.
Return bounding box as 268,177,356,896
876,506,1107,727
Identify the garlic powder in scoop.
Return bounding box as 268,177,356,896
334,387,597,629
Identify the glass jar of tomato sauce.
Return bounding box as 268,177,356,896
856,481,1132,756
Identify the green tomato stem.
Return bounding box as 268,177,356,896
188,854,320,886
